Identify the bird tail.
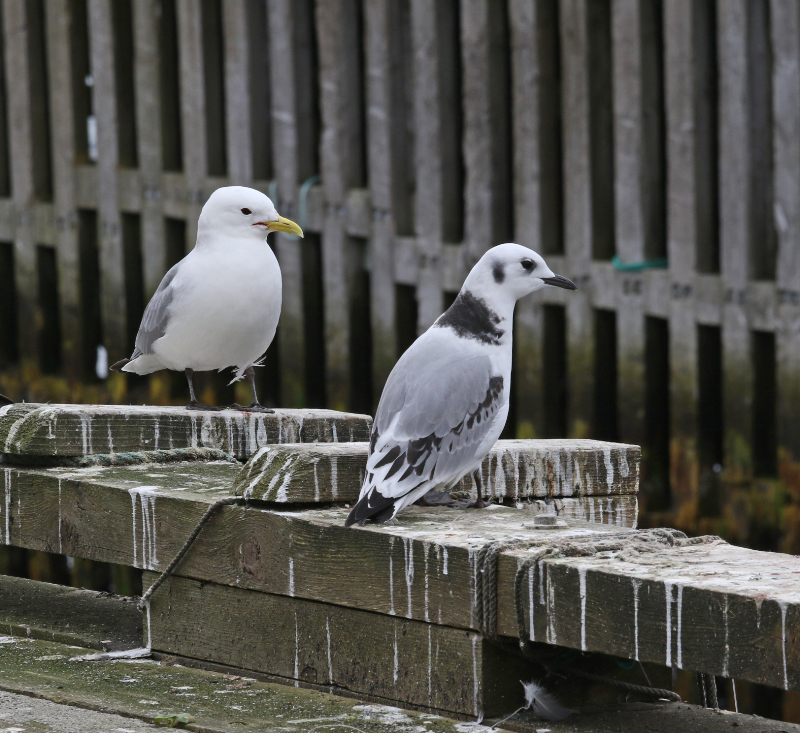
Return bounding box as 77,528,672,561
344,489,398,527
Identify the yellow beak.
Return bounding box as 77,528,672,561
264,216,304,237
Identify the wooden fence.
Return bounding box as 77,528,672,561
0,0,799,546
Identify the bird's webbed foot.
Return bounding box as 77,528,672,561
228,402,275,414
186,401,223,412
468,496,488,509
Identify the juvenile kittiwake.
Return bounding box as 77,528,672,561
110,186,303,411
345,243,577,526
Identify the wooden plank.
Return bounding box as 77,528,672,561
222,0,252,185
146,572,533,718
717,1,753,482
6,463,800,691
663,0,703,508
88,0,128,360
3,0,39,366
176,0,207,247
611,0,651,450
559,0,594,438
363,0,397,398
0,403,372,459
2,464,614,627
316,0,366,410
461,0,513,264
496,538,800,692
45,0,82,380
508,1,561,440
233,439,640,502
267,0,306,407
132,0,167,303
410,0,443,329
770,0,800,476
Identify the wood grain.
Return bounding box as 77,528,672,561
145,572,534,718
0,403,372,459
233,438,640,502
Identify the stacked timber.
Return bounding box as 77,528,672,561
2,404,799,719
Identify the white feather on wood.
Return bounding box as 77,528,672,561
521,680,571,721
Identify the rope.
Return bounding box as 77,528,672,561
137,496,245,611
473,527,723,702
553,666,680,702
697,672,719,708
611,254,668,272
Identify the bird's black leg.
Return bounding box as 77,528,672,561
469,468,488,509
229,366,274,413
185,368,222,411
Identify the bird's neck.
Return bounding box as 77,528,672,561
436,288,515,348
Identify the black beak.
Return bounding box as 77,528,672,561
542,274,578,290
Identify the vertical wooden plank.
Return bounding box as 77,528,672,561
509,0,551,438
363,0,397,399
461,0,513,263
771,0,800,476
4,0,41,367
223,0,252,185
664,0,706,514
559,0,593,438
45,0,82,380
611,0,650,449
410,0,442,330
88,0,127,360
461,0,493,264
177,0,207,246
267,0,305,407
316,0,366,410
133,0,167,298
717,0,753,483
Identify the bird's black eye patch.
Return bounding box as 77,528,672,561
492,263,505,283
241,208,252,215
521,258,535,272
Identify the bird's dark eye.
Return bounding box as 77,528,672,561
241,208,252,215
521,258,535,272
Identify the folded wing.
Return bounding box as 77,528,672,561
345,336,504,525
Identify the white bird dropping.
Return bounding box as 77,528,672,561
346,243,576,525
111,186,303,412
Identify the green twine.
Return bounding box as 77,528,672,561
611,255,668,272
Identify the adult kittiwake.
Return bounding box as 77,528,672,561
345,243,577,526
110,186,303,411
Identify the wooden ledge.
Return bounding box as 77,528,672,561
233,438,640,502
0,403,372,460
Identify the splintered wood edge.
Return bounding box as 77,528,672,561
232,439,640,501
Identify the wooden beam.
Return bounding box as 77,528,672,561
0,403,372,459
3,0,40,366
233,439,640,502
3,461,798,690
146,572,534,718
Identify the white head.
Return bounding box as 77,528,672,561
462,243,577,309
196,186,303,246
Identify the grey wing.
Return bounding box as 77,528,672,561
364,339,505,500
130,262,181,358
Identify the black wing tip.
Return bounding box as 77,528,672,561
344,492,397,527
0,393,14,406
109,358,131,372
